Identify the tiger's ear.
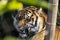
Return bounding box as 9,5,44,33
38,8,42,13
38,8,42,15
35,8,42,17
38,8,47,22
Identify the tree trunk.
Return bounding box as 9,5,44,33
45,0,59,40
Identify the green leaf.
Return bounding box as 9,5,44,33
3,36,21,40
7,0,23,10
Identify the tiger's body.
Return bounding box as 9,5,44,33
12,6,60,40
31,27,60,40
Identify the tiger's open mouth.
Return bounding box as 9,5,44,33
14,20,38,38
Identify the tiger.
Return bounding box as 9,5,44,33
12,6,47,39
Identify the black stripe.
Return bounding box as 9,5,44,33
35,16,38,26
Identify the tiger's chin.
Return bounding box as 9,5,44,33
17,25,38,38
19,31,36,38
19,33,27,38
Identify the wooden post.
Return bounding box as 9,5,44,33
45,0,59,40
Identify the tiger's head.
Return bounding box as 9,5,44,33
12,6,47,38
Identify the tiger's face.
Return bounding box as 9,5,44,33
12,6,47,38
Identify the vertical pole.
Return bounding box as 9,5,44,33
45,0,59,40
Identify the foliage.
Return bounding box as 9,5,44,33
0,0,23,15
7,0,23,10
3,36,21,40
57,11,60,26
18,0,51,9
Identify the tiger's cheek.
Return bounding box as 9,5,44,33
38,17,44,32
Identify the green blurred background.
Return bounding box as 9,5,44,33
0,0,60,40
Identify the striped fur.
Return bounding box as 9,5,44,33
12,6,47,39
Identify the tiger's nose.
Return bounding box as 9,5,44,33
18,19,26,26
